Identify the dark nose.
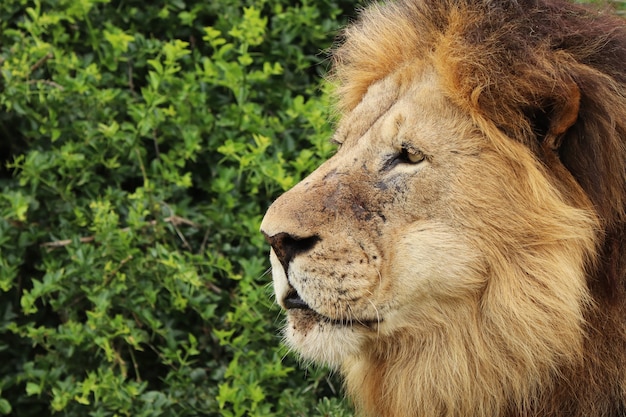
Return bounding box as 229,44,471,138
263,232,320,273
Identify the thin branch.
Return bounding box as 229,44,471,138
42,234,97,248
134,148,148,187
128,345,142,383
208,282,222,294
167,214,199,228
30,52,53,73
199,227,211,254
127,60,135,93
27,79,65,91
152,129,160,159
40,216,198,250
163,204,193,251
104,255,133,283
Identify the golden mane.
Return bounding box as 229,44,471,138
327,0,626,415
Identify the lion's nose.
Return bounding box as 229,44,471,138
263,232,320,273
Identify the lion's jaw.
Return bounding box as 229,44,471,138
268,218,483,369
261,68,598,416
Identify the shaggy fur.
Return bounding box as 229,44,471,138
261,1,626,416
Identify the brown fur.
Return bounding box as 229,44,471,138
261,1,626,416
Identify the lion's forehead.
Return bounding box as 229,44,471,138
334,66,481,156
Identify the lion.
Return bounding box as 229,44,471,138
260,0,626,416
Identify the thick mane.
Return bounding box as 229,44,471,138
332,0,626,296
328,1,626,415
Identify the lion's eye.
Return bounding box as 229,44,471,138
399,145,426,164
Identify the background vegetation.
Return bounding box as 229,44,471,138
0,0,623,416
0,0,360,415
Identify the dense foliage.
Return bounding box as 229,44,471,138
0,0,359,415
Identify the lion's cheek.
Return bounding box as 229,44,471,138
385,222,486,314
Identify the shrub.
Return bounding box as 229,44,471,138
0,0,358,415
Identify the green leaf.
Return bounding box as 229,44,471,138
0,399,11,415
26,382,42,396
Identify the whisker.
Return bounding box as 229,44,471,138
366,297,382,337
259,266,272,279
375,267,383,289
273,308,284,324
346,302,353,327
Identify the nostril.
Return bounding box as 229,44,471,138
283,234,319,255
264,232,320,273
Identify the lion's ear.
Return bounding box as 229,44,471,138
546,73,626,228
542,81,581,151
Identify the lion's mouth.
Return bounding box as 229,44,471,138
283,290,312,310
283,289,382,328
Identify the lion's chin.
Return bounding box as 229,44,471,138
284,309,371,368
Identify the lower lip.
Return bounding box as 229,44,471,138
288,308,382,329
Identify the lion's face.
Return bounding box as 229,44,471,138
263,66,565,367
261,66,596,404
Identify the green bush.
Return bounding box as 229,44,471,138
0,0,358,415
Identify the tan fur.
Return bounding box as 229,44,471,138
261,1,626,416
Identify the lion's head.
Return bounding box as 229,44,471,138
261,1,626,416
